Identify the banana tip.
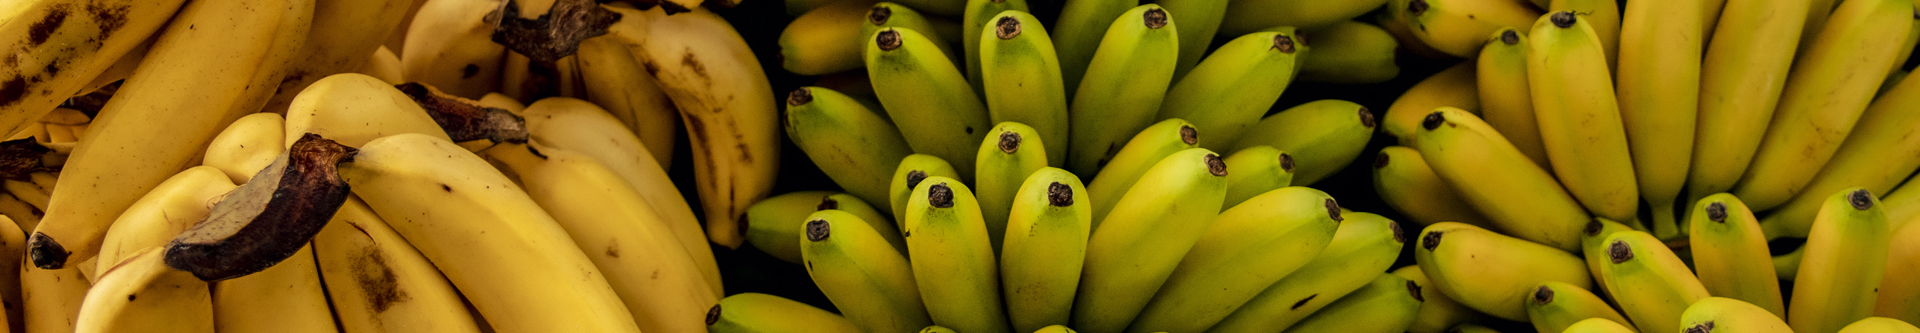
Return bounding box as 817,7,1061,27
1280,153,1295,172
1143,8,1168,29
1421,111,1445,130
1606,240,1633,264
994,16,1021,40
998,131,1022,153
1407,0,1429,15
1685,322,1714,333
867,5,891,25
706,304,722,326
876,29,902,51
1550,11,1577,28
805,219,830,241
905,170,929,191
1848,189,1874,210
1584,220,1604,236
1272,34,1297,53
1358,107,1375,128
1420,229,1440,250
26,233,67,269
928,183,955,208
1324,199,1343,222
1205,154,1227,176
1373,151,1389,169
1179,126,1199,145
1530,285,1554,305
817,197,839,211
787,88,813,106
1405,280,1424,302
1706,202,1728,223
1047,182,1074,207
1499,30,1521,45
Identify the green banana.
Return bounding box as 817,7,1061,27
1563,318,1636,333
1475,28,1549,168
1616,0,1705,237
1086,118,1200,228
1073,148,1228,333
1789,188,1892,333
1067,5,1180,176
868,28,992,180
1392,266,1487,333
891,154,961,226
1681,297,1793,333
780,0,883,75
1229,99,1375,185
1157,0,1228,78
905,178,1012,333
1526,281,1633,333
1156,27,1305,151
801,209,934,333
786,86,914,209
1282,273,1424,333
1415,222,1593,322
1131,187,1342,333
974,122,1049,254
1221,0,1391,35
1383,61,1478,146
1773,245,1806,281
962,0,1030,92
1000,167,1091,333
1415,108,1589,251
1035,325,1077,333
1050,0,1137,99
863,2,958,65
1221,146,1295,209
1298,21,1401,84
1207,212,1405,333
1688,194,1785,317
1373,146,1491,227
1732,0,1915,213
1839,317,1920,333
1877,217,1920,324
706,293,862,333
1581,218,1636,297
1393,0,1543,57
980,11,1068,166
1686,0,1817,205
1601,230,1712,333
1529,11,1640,224
747,191,903,264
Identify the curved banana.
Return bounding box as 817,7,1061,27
961,0,1030,91
1086,118,1199,227
1581,218,1636,297
787,86,913,209
289,75,450,149
1688,194,1784,317
801,209,933,333
1616,0,1704,236
1298,21,1401,84
1392,0,1542,57
1548,0,1619,66
1373,146,1490,227
1681,297,1792,333
1383,62,1478,146
313,196,484,333
743,191,835,263
573,37,676,168
780,0,881,75
890,154,960,227
1074,148,1227,333
398,0,504,99
981,12,1068,165
905,178,1011,333
1685,0,1817,205
1766,71,1920,233
359,46,405,84
1563,318,1636,333
1838,317,1920,333
1789,188,1892,333
1221,146,1294,208
0,0,188,137
1282,273,1423,333
1876,220,1920,325
1000,167,1090,332
1529,11,1639,224
868,27,992,180
260,0,415,114
1156,28,1305,151
21,259,90,333
1155,0,1226,78
1207,212,1404,333
1416,222,1592,322
706,293,863,333
1475,28,1549,168
1221,0,1390,35
93,167,235,283
204,113,286,184
1600,230,1711,333
1416,108,1589,251
0,215,21,332
974,122,1048,253
212,244,337,333
72,248,213,333
1392,266,1485,333
1050,0,1141,97
1132,187,1341,333
1525,281,1632,333
1067,5,1180,175
1229,99,1375,185
863,2,958,62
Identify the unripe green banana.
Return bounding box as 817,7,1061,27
1384,62,1478,146
1549,0,1620,67
1681,297,1793,333
975,122,1049,254
1688,194,1784,317
1298,21,1401,84
1156,28,1305,151
748,191,903,264
707,293,862,333
1686,0,1818,206
1073,148,1228,333
1229,99,1375,185
780,0,882,75
1475,28,1550,168
1581,218,1636,297
1068,5,1180,175
1616,0,1705,237
786,86,914,208
1415,222,1593,321
1529,11,1640,224
980,12,1068,165
1392,0,1542,57
1132,187,1342,333
1876,218,1920,324
1838,317,1920,333
1051,0,1141,98
1282,273,1424,333
1789,188,1892,333
1563,318,1636,333
1525,281,1632,333
801,210,934,333
1222,0,1390,35
1373,146,1491,227
1157,0,1228,78
868,28,992,180
962,0,1030,91
1221,146,1295,209
891,154,961,227
1393,266,1487,333
1773,245,1806,281
1086,118,1200,228
905,178,1011,333
862,2,957,66
1601,230,1712,333
1001,167,1091,333
1208,212,1405,333
1416,108,1589,251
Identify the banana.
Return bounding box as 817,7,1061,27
1085,118,1199,227
706,293,863,333
1616,0,1705,236
1282,272,1424,333
1600,230,1712,333
1131,187,1342,333
1073,148,1227,333
890,154,960,228
1221,146,1295,208
1373,146,1491,227
1563,318,1636,333
1156,0,1226,78
1207,212,1405,332
259,0,415,114
780,0,882,75
924,326,960,333
1376,3,1456,59
204,113,287,184
1383,62,1478,146
1000,167,1090,333
786,86,913,209
0,215,23,333
1156,27,1305,151
360,46,405,84
573,37,676,168
961,0,1030,91
1050,0,1138,98
1789,188,1892,333
478,92,526,113
1886,69,1914,98
1392,0,1542,57
340,133,642,332
1450,323,1503,333
1681,297,1792,333
868,27,992,180
1798,0,1841,55
1067,5,1180,175
1890,172,1920,229
1298,21,1401,84
0,194,40,233
1416,222,1593,322
801,209,934,333
1579,219,1643,297
28,0,311,270
1222,0,1390,35
72,247,213,333
1773,245,1806,281
1526,281,1632,333
1875,220,1920,325
398,0,505,99
93,167,235,283
1838,317,1920,333
1549,0,1619,66
1392,266,1486,333
1688,194,1785,317
313,196,484,333
289,76,451,149
1731,0,1915,213
0,0,188,137
1685,0,1817,205
904,178,1012,333
1529,11,1640,224
864,2,959,63
1035,325,1077,333
980,11,1069,166
1229,99,1375,186
974,122,1048,253
1415,108,1589,251
21,259,89,333
212,245,337,333
746,191,902,263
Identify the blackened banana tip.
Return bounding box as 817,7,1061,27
1531,285,1554,305
1143,8,1168,29
27,233,67,269
1550,11,1577,28
1324,199,1343,222
1280,153,1296,172
1585,219,1604,236
928,183,955,208
1849,189,1874,210
1422,111,1445,130
805,219,830,241
1706,202,1728,223
995,16,1021,40
1686,322,1714,333
1389,221,1404,243
998,131,1021,153
816,197,838,211
1179,125,1199,145
1420,229,1441,250
1500,29,1521,45
1047,182,1073,207
1405,280,1424,302
905,170,928,190
1607,240,1634,264
1373,151,1390,169
1358,107,1375,128
1407,0,1429,15
786,87,813,107
867,5,891,25
706,304,722,326
877,29,902,51
1205,153,1227,177
1272,34,1296,53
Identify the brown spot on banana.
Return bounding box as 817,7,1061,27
27,4,72,47
350,244,410,313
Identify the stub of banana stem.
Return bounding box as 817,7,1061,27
490,0,669,64
395,83,531,145
163,134,356,281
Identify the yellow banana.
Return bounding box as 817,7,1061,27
706,293,863,333
1282,273,1424,333
1156,27,1306,151
260,0,416,114
863,2,959,63
974,122,1048,253
1384,62,1477,146
288,74,450,149
1392,0,1542,57
1221,146,1295,209
1156,0,1226,78
1875,220,1920,325
1132,187,1342,333
212,244,337,333
1525,281,1632,333
1601,230,1711,333
93,167,235,282
203,113,287,184
0,215,22,332
1548,0,1619,67
747,191,903,263
1085,118,1199,227
1564,318,1635,333
1373,146,1491,227
1688,194,1785,317
1207,212,1404,332
801,209,934,333
867,27,992,180
1839,317,1920,333
1685,0,1817,205
1790,188,1893,333
1073,149,1227,333
787,86,913,210
961,0,1030,92
1000,167,1089,333
0,0,189,137
1229,99,1375,185
1298,21,1402,84
1415,108,1589,251
1416,222,1593,322
780,0,882,75
1051,0,1142,98
1477,30,1547,158
1450,323,1503,333
1616,0,1704,236
313,196,484,333
72,247,213,333
398,0,505,99
21,258,89,333
1682,297,1792,333
1066,5,1179,176
1392,266,1486,333
359,46,405,84
573,37,676,168
905,178,1012,333
889,154,960,226
980,11,1069,166
1582,219,1637,298
1529,11,1639,224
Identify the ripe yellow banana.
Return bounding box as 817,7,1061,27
1392,0,1542,57
1050,0,1139,98
1600,230,1711,333
1384,62,1477,146
572,37,676,168
212,244,337,333
1529,11,1639,224
28,0,312,270
1548,0,1619,67
1616,0,1705,236
259,0,415,114
1072,149,1226,333
1582,219,1636,298
747,191,902,263
1875,220,1920,325
313,196,484,333
1298,21,1402,84
1474,28,1548,168
868,27,992,180
1086,118,1199,227
801,209,934,333
22,259,89,333
1067,5,1179,175
1416,108,1589,251
706,293,863,333
1415,222,1593,322
1221,146,1294,208
890,154,960,226
93,167,235,281
981,12,1069,166
1790,188,1892,333
1373,146,1490,227
1000,167,1089,332
72,247,213,333
0,0,188,137
1229,99,1375,186
1682,297,1792,333
1132,187,1342,333
1282,272,1424,333
974,122,1048,253
1563,318,1636,333
904,178,1011,333
359,46,405,84
787,86,913,210
204,113,287,183
288,75,450,149
863,2,959,63
961,0,1030,92
1221,0,1390,35
1839,317,1920,333
1392,266,1486,333
1686,0,1817,205
398,0,506,99
1208,212,1404,332
780,0,882,75
1156,0,1226,78
1526,281,1632,333
1688,194,1785,317
1156,27,1305,151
